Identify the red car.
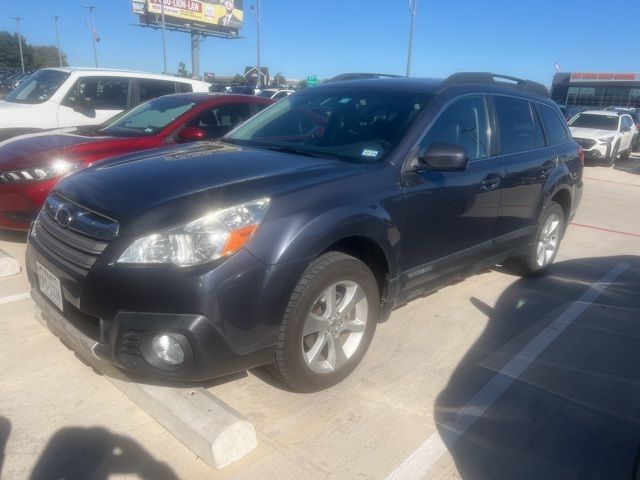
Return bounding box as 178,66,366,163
0,93,273,230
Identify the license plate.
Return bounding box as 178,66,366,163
37,262,63,311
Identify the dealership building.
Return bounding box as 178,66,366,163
551,72,640,109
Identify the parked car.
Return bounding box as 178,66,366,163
604,107,640,152
257,88,294,100
26,73,582,392
226,84,257,95
0,68,211,142
568,110,637,164
0,93,273,230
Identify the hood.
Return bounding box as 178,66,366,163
569,127,618,140
55,142,366,234
0,128,141,170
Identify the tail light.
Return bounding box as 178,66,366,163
577,146,584,164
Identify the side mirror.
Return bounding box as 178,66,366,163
420,143,469,171
74,97,95,114
177,126,207,142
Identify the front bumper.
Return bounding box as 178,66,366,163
26,235,307,381
0,178,60,230
582,143,611,160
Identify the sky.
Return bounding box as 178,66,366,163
0,0,638,86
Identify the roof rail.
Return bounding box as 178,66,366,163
324,73,402,83
442,72,549,97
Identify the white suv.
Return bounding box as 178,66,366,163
568,110,637,165
0,68,211,141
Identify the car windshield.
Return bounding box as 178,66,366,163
3,69,69,104
100,95,197,136
225,87,433,163
568,114,619,131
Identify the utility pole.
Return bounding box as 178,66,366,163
82,6,99,67
10,17,25,74
251,0,262,89
53,16,63,67
160,1,168,74
406,0,417,77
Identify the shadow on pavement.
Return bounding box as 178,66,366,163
0,417,10,478
436,255,640,480
614,155,640,176
30,427,178,480
0,229,27,244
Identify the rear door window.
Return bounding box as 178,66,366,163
139,79,177,102
493,96,535,154
538,104,569,146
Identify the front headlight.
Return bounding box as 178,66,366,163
117,198,271,267
598,136,615,144
0,159,79,183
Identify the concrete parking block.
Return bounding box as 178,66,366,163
0,249,20,278
32,301,257,470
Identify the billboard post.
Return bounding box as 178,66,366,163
161,2,167,74
191,31,200,79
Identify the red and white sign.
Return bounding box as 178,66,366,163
570,72,638,82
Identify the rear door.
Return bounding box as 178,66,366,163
400,94,502,291
57,76,131,127
492,95,556,252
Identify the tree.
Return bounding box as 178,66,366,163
297,79,307,89
271,74,286,88
0,31,68,70
232,74,246,84
177,61,190,78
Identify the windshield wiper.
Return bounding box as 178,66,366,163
260,144,339,160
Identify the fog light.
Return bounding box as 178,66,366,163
150,334,185,365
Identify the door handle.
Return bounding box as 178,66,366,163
541,158,558,175
480,173,501,190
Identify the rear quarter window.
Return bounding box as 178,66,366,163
177,82,193,93
538,104,569,146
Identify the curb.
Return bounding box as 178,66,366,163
0,249,21,278
33,303,257,469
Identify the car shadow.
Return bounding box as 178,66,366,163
29,427,178,480
614,154,640,176
435,255,640,479
0,417,10,478
0,229,27,244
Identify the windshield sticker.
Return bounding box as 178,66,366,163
361,149,380,158
338,97,352,104
144,128,154,133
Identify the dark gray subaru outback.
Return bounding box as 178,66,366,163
26,73,583,392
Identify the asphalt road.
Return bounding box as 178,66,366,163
1,154,639,480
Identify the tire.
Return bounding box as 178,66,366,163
270,252,379,392
607,142,619,166
506,201,564,277
632,135,639,153
620,148,630,160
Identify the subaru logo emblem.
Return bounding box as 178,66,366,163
55,206,73,228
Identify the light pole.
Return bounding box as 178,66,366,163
10,17,25,74
160,1,168,74
251,0,261,90
406,0,417,77
53,16,63,67
82,6,99,67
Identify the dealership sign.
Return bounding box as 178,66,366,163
134,0,244,35
570,73,638,82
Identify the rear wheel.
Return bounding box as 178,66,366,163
270,252,379,392
506,201,564,277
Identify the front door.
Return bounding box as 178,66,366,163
57,76,130,128
399,95,501,293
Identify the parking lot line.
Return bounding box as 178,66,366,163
572,223,640,238
0,291,30,305
584,177,640,186
384,262,629,480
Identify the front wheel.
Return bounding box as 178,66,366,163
506,201,564,277
270,252,379,392
607,142,619,166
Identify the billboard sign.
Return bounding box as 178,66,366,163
136,0,243,35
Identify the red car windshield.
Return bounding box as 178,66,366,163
100,95,198,137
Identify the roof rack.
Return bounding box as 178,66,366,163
442,72,549,97
324,73,402,83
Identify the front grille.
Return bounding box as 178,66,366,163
574,137,596,149
31,194,118,277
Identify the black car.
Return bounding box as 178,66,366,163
26,73,583,392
